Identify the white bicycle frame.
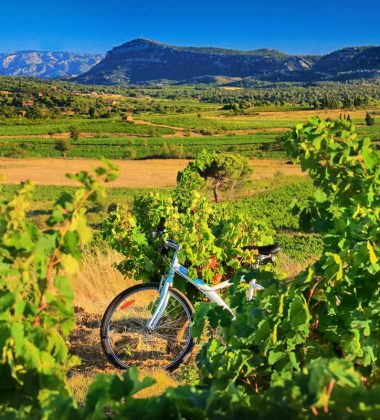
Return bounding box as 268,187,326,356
146,236,265,330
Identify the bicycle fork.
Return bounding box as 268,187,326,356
146,272,173,330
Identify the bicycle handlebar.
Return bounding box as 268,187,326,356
153,217,180,251
156,217,166,233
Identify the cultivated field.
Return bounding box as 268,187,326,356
1,77,379,408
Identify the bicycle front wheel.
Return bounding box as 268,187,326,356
100,282,194,371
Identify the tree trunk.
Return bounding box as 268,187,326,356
229,182,237,200
213,182,221,203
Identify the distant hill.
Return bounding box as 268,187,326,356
75,38,380,85
1,40,379,84
74,38,318,85
309,46,380,80
0,51,103,78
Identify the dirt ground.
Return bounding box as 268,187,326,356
0,158,305,187
68,307,182,402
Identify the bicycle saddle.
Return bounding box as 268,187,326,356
242,244,280,256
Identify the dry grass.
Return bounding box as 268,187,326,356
68,245,313,403
68,373,94,406
250,159,304,179
0,157,304,187
68,369,178,405
217,108,377,121
69,247,180,402
279,254,317,280
134,369,178,399
72,247,135,314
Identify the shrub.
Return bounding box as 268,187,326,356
55,138,72,157
69,125,80,141
102,191,273,285
365,111,375,126
0,161,118,416
123,147,137,159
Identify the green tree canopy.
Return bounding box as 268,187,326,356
55,138,72,158
176,150,253,203
365,111,375,126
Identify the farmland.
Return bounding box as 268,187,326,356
0,157,305,186
1,76,380,417
1,77,380,162
1,111,379,160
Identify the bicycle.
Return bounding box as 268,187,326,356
100,217,280,371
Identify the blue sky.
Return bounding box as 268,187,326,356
1,0,379,55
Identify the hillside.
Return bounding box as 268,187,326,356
1,40,379,84
308,46,380,81
75,38,318,85
75,38,380,85
0,51,103,78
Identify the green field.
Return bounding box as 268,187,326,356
1,175,322,263
139,112,301,130
0,118,175,136
1,76,379,161
0,132,285,159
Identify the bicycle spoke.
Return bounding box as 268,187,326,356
104,286,192,369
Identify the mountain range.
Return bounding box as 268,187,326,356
1,39,380,84
0,51,103,79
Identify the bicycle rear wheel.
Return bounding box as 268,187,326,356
100,282,194,371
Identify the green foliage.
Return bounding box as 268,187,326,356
55,138,72,157
1,116,380,418
276,232,323,261
102,190,273,286
0,133,283,160
190,117,380,415
285,117,380,369
365,111,375,126
1,77,379,162
0,160,118,417
1,76,380,118
69,125,80,141
95,358,380,419
80,368,155,419
224,179,315,230
176,149,252,203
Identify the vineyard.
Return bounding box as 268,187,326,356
0,115,379,418
0,133,283,160
1,78,380,162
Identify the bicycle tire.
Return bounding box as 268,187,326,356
100,282,194,372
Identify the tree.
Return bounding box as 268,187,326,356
55,138,71,158
365,112,375,126
177,150,253,203
89,106,97,119
25,105,43,119
69,126,80,141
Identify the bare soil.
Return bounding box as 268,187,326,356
69,307,115,375
68,306,188,401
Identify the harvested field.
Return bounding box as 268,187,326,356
0,158,305,187
211,108,375,121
